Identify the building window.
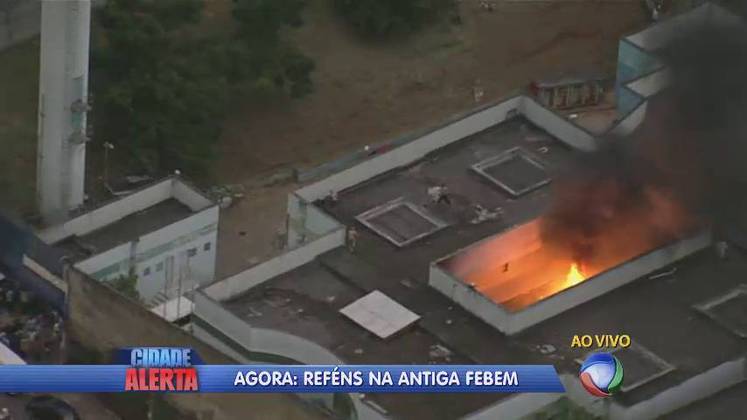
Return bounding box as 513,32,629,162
156,262,164,272
143,267,151,276
187,248,197,258
204,242,211,252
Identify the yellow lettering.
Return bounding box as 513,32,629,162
619,335,631,348
571,335,581,347
581,335,592,347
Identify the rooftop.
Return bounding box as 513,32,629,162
663,381,747,420
223,257,511,419
58,199,192,260
226,238,747,418
219,112,747,416
318,117,575,282
40,177,214,259
218,110,747,417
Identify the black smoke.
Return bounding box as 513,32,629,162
541,19,747,263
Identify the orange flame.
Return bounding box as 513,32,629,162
565,263,585,287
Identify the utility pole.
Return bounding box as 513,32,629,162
103,141,114,187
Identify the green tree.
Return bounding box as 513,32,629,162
334,0,453,38
91,0,314,176
92,0,227,175
110,273,141,302
229,0,315,98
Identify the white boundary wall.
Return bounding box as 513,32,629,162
288,95,595,246
626,3,740,51
608,357,747,420
39,177,212,244
431,230,712,334
461,392,562,420
74,205,219,300
626,68,671,99
467,356,747,420
203,227,345,302
294,95,594,203
610,101,649,137
193,293,342,365
518,96,596,151
192,292,386,420
295,97,523,203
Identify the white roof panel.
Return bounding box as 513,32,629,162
339,290,420,339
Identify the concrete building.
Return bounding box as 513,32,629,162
615,2,739,115
38,177,219,307
187,5,746,420
0,213,322,420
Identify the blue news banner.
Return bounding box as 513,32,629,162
0,365,564,393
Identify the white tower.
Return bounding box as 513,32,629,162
36,0,91,224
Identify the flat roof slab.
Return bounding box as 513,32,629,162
663,381,747,420
223,259,510,419
59,199,193,259
320,117,573,284
695,285,747,338
220,240,747,418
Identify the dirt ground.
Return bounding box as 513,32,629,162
0,1,649,277
212,0,648,277
0,40,39,216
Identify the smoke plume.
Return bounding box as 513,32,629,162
541,20,747,266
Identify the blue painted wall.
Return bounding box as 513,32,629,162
615,39,662,113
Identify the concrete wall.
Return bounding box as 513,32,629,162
39,179,174,243
461,393,562,420
624,3,737,51
0,0,40,52
74,205,218,302
193,292,344,365
40,178,213,244
287,194,344,247
617,66,669,117
439,220,542,281
295,97,523,203
607,357,747,420
511,231,711,333
609,99,648,137
192,292,386,420
288,95,593,247
173,179,214,211
429,263,514,331
65,267,322,420
431,231,712,335
626,68,670,98
617,85,645,117
204,227,345,302
518,96,596,151
616,3,740,114
560,374,609,417
615,39,662,114
471,360,747,420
